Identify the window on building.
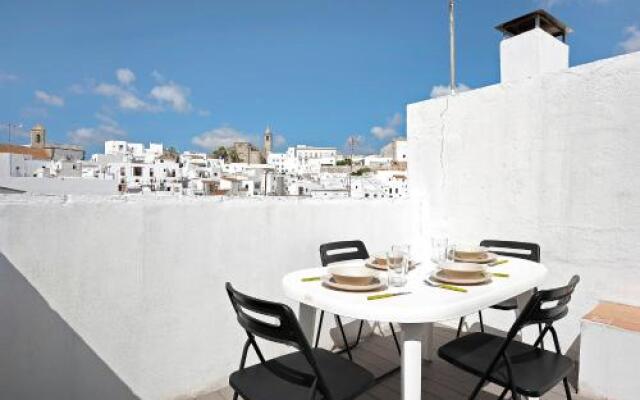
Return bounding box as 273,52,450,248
150,169,154,177
120,167,125,176
133,167,143,177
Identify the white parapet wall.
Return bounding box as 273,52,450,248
408,51,640,349
0,195,421,400
0,176,119,195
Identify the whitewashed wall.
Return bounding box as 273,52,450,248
0,196,420,399
0,176,119,195
408,51,640,348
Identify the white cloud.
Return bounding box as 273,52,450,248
430,83,471,98
68,115,127,145
151,70,165,82
116,68,136,86
371,113,403,140
150,82,192,112
343,134,376,155
0,71,18,84
94,83,155,112
619,25,640,54
273,134,286,149
87,69,195,113
191,126,255,150
35,90,64,106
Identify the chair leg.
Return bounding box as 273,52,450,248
537,323,545,350
468,377,486,399
389,323,401,355
353,320,365,348
496,387,509,400
456,316,465,337
314,310,325,348
563,377,573,400
335,315,353,360
478,310,485,333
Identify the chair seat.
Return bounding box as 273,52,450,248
438,332,574,397
230,348,374,400
490,297,518,310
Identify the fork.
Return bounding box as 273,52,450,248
424,279,468,293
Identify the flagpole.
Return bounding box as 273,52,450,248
449,0,457,95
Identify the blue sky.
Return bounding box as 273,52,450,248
1,0,639,156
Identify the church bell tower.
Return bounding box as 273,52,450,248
263,125,273,156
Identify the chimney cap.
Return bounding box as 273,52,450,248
495,9,571,42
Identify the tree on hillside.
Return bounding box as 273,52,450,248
228,148,240,163
211,146,229,160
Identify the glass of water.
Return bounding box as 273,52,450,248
431,237,448,265
388,244,410,287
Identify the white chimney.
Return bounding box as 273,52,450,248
496,10,571,83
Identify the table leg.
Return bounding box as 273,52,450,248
298,303,317,343
399,323,427,400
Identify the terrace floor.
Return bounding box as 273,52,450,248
200,324,589,400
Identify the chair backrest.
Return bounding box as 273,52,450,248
509,275,580,337
226,282,308,349
480,239,540,263
319,240,370,266
225,283,333,399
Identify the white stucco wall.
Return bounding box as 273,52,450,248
408,51,640,349
0,195,420,399
0,177,119,195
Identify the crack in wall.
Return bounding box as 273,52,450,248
439,96,450,192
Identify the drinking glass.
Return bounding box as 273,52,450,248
388,244,410,287
447,244,457,261
431,237,448,265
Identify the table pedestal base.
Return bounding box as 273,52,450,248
400,323,434,400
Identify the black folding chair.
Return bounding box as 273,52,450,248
226,283,374,400
457,240,544,346
439,275,580,400
316,240,401,359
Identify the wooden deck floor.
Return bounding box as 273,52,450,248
202,324,588,400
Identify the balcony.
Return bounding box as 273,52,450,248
1,45,639,400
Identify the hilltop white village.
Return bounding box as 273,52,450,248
0,124,408,198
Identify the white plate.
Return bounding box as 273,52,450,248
322,276,385,292
365,258,418,271
439,262,487,273
453,252,498,264
430,270,492,285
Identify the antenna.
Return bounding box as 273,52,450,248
449,0,457,95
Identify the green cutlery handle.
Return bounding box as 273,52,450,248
439,284,468,292
491,272,510,278
301,277,321,282
367,293,394,300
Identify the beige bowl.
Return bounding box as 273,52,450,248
454,246,488,260
328,265,376,286
439,262,487,274
372,253,388,266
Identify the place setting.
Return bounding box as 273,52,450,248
426,239,511,292
301,244,417,298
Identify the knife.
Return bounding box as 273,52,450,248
367,292,412,300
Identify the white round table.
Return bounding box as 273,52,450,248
282,258,547,400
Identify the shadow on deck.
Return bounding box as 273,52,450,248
201,324,588,400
